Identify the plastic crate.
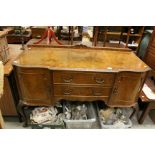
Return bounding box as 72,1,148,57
63,102,96,129
97,104,132,129
29,105,65,129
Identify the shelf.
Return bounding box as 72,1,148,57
106,32,128,36
128,43,138,47
129,34,142,37
92,26,145,51
105,42,126,48
106,32,121,35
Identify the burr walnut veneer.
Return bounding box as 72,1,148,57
12,46,151,125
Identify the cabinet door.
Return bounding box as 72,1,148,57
17,68,52,106
108,72,144,107
0,77,17,115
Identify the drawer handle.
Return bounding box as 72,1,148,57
63,89,73,95
63,78,73,83
62,75,73,83
92,90,103,96
113,87,118,94
94,77,104,84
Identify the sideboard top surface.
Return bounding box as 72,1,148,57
13,47,151,72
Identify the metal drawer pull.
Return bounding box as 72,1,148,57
92,90,103,96
94,77,104,84
113,87,118,94
62,75,73,83
63,78,73,83
63,89,73,95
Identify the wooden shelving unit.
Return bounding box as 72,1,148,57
93,26,145,52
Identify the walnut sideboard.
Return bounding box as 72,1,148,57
12,46,151,126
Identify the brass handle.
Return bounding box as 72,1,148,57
113,87,118,94
44,77,47,80
92,90,103,96
63,78,73,83
63,89,73,95
62,75,73,83
94,77,104,84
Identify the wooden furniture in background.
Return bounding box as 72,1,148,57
139,27,155,123
57,26,82,45
31,26,47,38
93,26,144,52
6,28,32,44
12,46,150,126
0,45,22,116
138,78,155,124
144,27,155,79
0,31,10,64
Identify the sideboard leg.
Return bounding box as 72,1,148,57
138,102,151,124
17,101,28,127
17,111,23,123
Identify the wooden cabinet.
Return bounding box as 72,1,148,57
0,76,17,115
6,28,32,44
31,26,47,38
13,46,150,107
0,45,22,116
108,72,146,107
15,68,52,106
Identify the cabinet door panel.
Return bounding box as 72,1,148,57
0,77,17,115
17,68,52,105
108,72,144,107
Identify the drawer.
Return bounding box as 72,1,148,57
53,71,115,86
54,85,112,97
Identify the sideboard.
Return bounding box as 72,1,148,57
12,46,151,126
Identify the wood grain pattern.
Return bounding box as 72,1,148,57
144,28,155,72
15,67,52,106
0,45,22,116
13,47,150,72
0,77,17,115
53,71,115,86
54,85,111,97
108,72,145,107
